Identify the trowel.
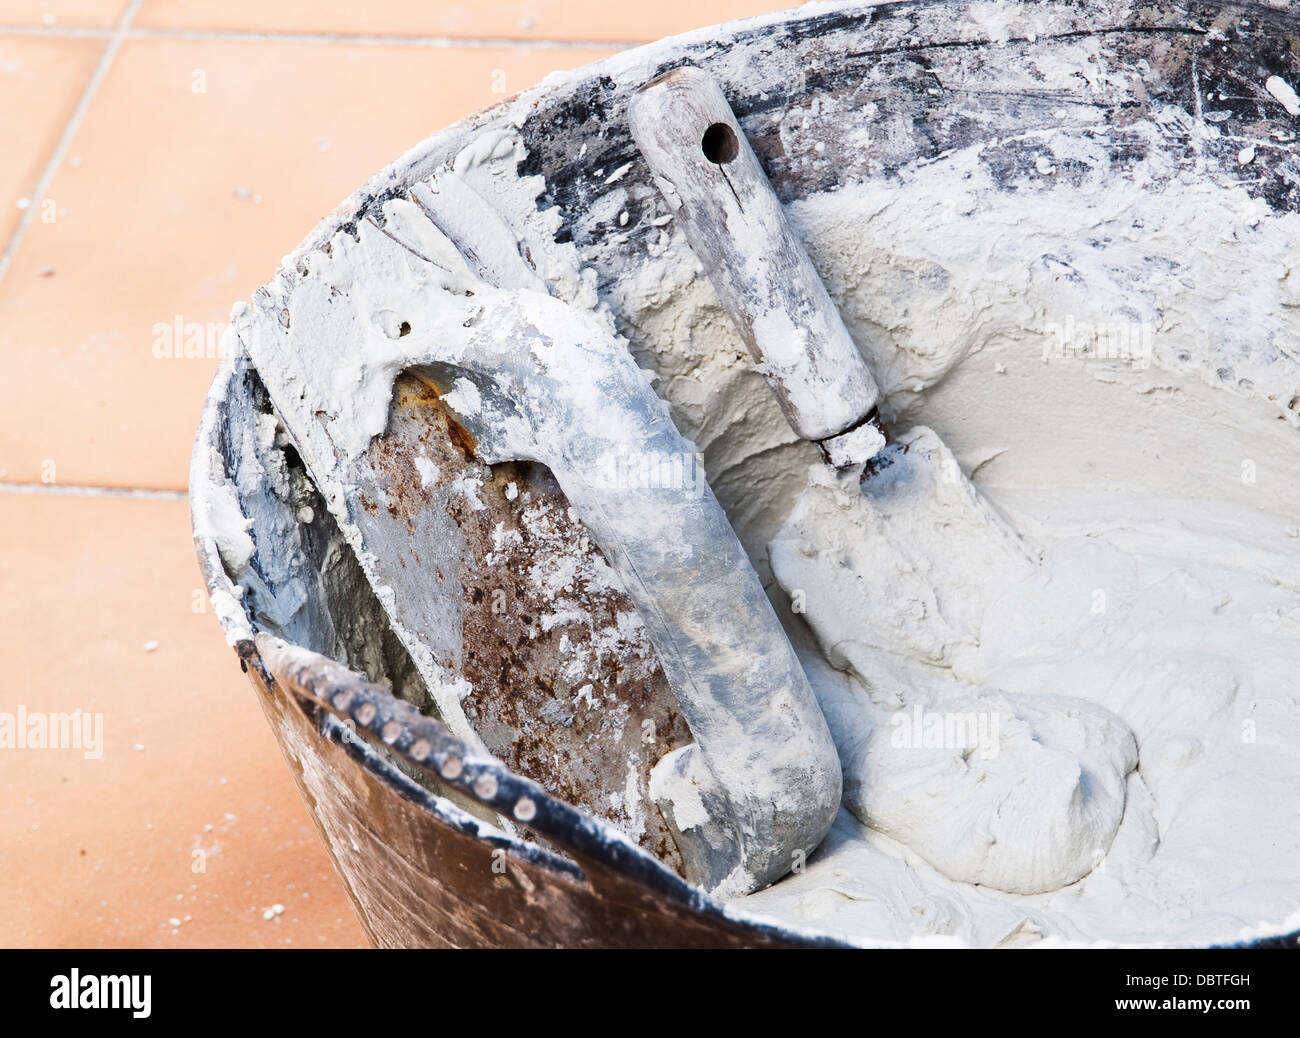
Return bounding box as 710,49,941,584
235,163,843,897
636,60,1057,549
628,67,1040,619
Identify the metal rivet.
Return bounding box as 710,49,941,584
355,702,376,725
513,796,537,823
380,721,402,744
409,739,431,761
472,773,498,800
440,755,463,780
332,690,353,711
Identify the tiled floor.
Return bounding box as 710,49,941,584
0,0,804,948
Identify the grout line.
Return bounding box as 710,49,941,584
0,25,639,49
0,24,113,38
0,482,187,500
0,0,143,289
128,27,636,49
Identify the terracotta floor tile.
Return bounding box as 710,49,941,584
0,39,613,490
0,35,103,245
0,1,126,28
136,0,807,43
0,491,368,948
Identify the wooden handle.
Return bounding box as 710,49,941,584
628,66,879,443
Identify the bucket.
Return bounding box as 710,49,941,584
192,0,1300,947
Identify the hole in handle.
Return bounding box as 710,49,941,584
701,122,739,164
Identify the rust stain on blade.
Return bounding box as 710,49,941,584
363,374,693,875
